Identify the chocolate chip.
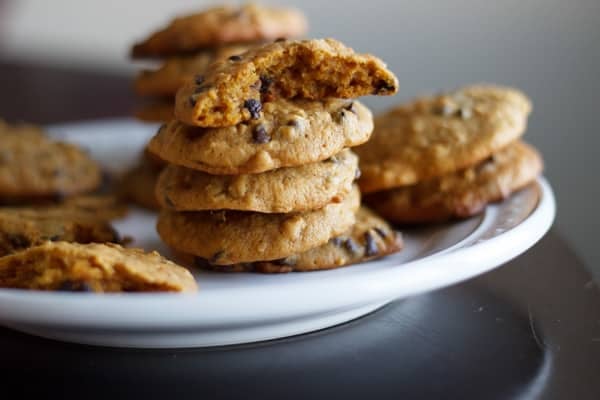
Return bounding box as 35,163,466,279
252,124,271,143
164,194,175,208
344,102,357,115
330,237,344,247
374,80,397,94
189,95,197,107
194,75,204,85
344,238,361,256
275,37,287,42
194,257,212,269
364,231,379,257
336,110,347,123
210,250,225,264
57,281,93,292
287,119,300,127
229,54,243,61
193,85,208,94
354,168,361,180
49,235,61,241
8,234,30,249
374,227,388,239
259,75,273,94
244,99,262,119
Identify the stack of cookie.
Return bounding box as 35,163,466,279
130,3,308,123
148,38,403,272
356,84,543,223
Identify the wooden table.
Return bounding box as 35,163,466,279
1,61,599,399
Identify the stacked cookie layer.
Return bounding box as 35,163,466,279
130,3,307,123
356,84,543,223
149,38,403,272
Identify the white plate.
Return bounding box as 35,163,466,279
0,119,556,348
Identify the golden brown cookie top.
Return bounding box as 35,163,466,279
0,121,102,202
149,98,373,175
156,149,359,213
356,84,532,193
174,38,398,127
131,3,307,58
365,140,543,223
134,44,254,97
0,241,198,292
157,186,361,265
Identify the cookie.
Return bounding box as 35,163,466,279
0,242,197,292
149,99,373,175
157,185,360,265
0,206,122,257
156,149,359,213
187,207,403,273
174,38,398,127
131,3,307,58
134,100,174,123
0,120,102,202
356,84,532,193
134,45,253,97
119,153,163,210
364,141,543,223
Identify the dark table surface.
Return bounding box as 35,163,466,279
1,61,599,399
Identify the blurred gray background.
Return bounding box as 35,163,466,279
1,0,599,277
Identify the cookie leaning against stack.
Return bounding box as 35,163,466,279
149,38,403,272
356,84,543,223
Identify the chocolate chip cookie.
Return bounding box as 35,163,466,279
356,84,532,193
156,149,358,213
187,206,403,273
157,186,360,265
131,3,307,58
0,205,122,257
364,141,543,223
175,38,398,127
0,120,102,203
148,99,373,175
0,242,198,292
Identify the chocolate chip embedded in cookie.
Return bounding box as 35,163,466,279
187,206,403,273
134,45,254,97
0,242,198,292
174,38,398,127
149,99,373,175
356,84,532,193
364,141,543,223
156,149,359,213
131,3,307,58
157,186,360,265
0,206,122,257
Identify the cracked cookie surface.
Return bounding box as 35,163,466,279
174,38,397,127
0,242,197,292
